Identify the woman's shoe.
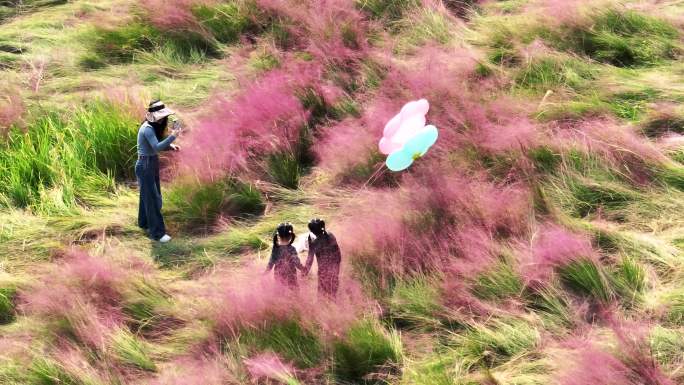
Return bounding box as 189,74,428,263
158,234,172,243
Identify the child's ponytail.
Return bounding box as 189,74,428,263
307,218,327,237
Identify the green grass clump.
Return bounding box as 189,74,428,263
243,320,323,369
550,10,679,67
0,360,27,385
526,284,575,328
249,48,280,72
608,257,645,306
29,357,78,385
606,89,660,121
650,326,684,369
454,318,540,368
559,259,613,303
641,111,684,138
356,0,420,21
515,56,595,90
656,165,684,192
396,8,455,49
566,179,636,218
111,329,157,372
192,1,262,45
0,0,67,22
203,227,267,255
89,21,219,66
663,287,684,325
266,151,304,189
150,239,213,270
471,262,523,302
388,276,442,330
122,279,174,336
333,320,402,383
0,286,16,324
167,177,264,232
0,101,137,213
90,23,160,64
528,146,562,174
28,356,104,385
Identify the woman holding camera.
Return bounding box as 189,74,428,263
136,100,182,243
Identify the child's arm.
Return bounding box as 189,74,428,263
291,247,305,271
303,235,315,274
265,247,277,273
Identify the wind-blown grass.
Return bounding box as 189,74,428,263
111,329,157,372
557,9,680,68
2,1,684,384
0,101,137,213
332,319,402,383
167,177,265,232
0,286,16,324
388,276,443,330
453,318,541,368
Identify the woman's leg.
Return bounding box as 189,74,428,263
154,160,163,210
140,158,166,240
136,161,147,230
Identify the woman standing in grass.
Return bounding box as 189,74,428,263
266,223,305,288
304,218,342,297
136,100,182,243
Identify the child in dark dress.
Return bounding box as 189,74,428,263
265,223,304,288
304,218,342,297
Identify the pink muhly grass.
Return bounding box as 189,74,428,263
555,118,667,184
244,352,297,384
472,98,540,154
19,250,128,348
178,64,320,180
256,0,368,66
380,46,481,104
336,189,410,276
556,338,633,385
520,224,595,286
337,171,532,280
202,263,369,341
315,45,537,182
313,97,396,183
103,86,149,120
53,344,111,384
531,0,598,27
149,357,231,385
0,91,25,133
608,317,675,385
404,171,533,237
441,278,497,318
140,0,209,33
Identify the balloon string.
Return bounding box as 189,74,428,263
360,163,387,190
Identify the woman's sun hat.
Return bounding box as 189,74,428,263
146,100,175,123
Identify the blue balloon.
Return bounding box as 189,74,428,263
406,125,438,157
386,149,414,171
385,125,439,172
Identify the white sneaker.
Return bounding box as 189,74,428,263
158,234,172,243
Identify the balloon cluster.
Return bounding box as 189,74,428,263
378,99,438,171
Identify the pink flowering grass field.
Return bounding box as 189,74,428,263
1,0,684,384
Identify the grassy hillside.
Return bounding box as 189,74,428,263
0,0,683,384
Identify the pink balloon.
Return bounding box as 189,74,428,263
391,115,426,144
379,137,402,154
378,99,431,155
399,99,429,122
383,113,401,137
